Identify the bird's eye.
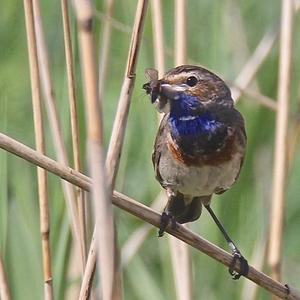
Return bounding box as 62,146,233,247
186,76,198,87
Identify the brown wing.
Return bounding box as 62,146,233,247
215,107,247,194
152,114,168,186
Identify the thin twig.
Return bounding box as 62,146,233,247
0,254,11,300
0,133,300,300
23,0,53,298
228,81,278,111
79,1,149,298
120,0,167,267
73,0,115,299
268,0,294,285
106,0,149,190
231,23,278,101
94,9,132,34
118,0,167,267
94,10,278,112
94,3,300,109
60,0,87,269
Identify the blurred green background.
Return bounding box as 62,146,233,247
1,0,300,299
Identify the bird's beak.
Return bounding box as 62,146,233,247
160,83,185,100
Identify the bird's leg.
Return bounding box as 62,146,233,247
158,212,177,237
158,189,178,237
204,204,249,280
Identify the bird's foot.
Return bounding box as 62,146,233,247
158,212,177,237
228,249,249,280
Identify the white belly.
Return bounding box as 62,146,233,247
158,151,242,197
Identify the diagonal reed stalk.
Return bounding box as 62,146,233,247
229,82,278,111
32,0,86,277
121,191,165,266
268,0,294,286
23,0,53,298
104,0,148,191
96,9,279,111
118,0,167,269
79,1,149,298
60,0,87,269
73,0,115,299
0,253,11,300
231,23,278,101
1,133,300,300
95,5,300,113
232,0,300,103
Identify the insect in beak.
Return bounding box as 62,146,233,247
143,68,160,103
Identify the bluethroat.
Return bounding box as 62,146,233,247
143,65,249,280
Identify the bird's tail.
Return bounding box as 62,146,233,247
165,194,211,224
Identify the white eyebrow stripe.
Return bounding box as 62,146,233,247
179,115,197,121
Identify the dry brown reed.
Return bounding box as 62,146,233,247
23,0,53,298
73,0,115,299
0,253,11,300
32,0,86,278
1,132,300,300
60,0,87,269
4,1,300,299
98,0,115,95
169,2,192,300
268,0,294,287
114,0,167,270
151,0,165,77
79,1,149,298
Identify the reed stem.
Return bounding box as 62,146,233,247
23,0,53,298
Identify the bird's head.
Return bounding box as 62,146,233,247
143,65,233,116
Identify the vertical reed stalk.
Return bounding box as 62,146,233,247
105,0,149,189
98,0,115,94
169,2,192,300
0,254,11,300
287,119,300,168
32,0,85,276
79,1,149,298
174,0,186,66
268,0,294,286
23,0,53,298
73,0,115,299
151,0,165,124
151,0,165,77
61,0,87,269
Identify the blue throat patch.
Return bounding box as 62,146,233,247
168,93,221,137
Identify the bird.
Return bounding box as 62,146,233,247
143,65,249,280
